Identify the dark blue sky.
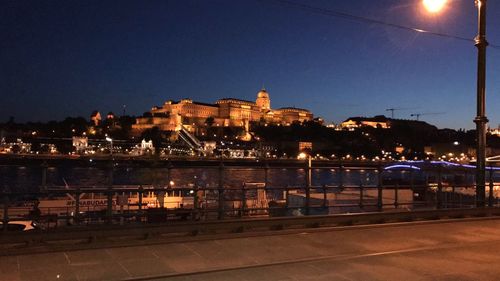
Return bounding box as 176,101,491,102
2,0,500,129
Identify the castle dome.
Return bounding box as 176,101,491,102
257,89,269,99
256,88,271,110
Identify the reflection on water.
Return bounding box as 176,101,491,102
0,163,389,192
5,162,493,193
1,165,42,192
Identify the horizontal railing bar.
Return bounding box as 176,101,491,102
2,207,500,246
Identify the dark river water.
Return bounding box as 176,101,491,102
2,160,484,193
1,163,392,192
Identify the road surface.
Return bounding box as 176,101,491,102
3,217,500,280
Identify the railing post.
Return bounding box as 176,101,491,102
75,186,80,224
377,164,383,211
451,183,456,208
119,191,125,225
409,166,414,191
307,156,312,187
409,166,415,208
193,183,199,221
2,188,9,233
218,161,224,220
305,157,311,216
167,161,173,189
263,162,269,217
394,183,399,209
41,161,48,191
437,166,443,209
264,162,269,189
138,185,143,222
489,167,494,207
107,160,114,223
285,186,289,215
323,184,327,209
424,168,430,208
338,159,344,190
240,183,246,218
359,183,364,210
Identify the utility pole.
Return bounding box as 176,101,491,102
474,0,488,207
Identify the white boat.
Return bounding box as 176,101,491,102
1,186,195,219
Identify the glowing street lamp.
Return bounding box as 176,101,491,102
105,137,113,156
423,0,447,13
297,152,308,160
422,0,488,207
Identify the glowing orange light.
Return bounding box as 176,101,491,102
297,152,307,160
423,0,447,13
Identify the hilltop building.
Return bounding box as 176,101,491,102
132,88,313,136
341,115,391,129
90,111,101,126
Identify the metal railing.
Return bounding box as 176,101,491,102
2,160,500,232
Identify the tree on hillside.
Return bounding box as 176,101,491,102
205,116,215,127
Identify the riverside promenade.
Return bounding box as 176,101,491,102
3,217,500,281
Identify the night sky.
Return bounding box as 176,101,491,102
2,0,500,129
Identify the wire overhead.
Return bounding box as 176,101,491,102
267,0,500,50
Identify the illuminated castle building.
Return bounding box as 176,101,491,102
132,89,313,135
341,115,391,130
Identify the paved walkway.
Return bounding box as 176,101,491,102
3,218,500,281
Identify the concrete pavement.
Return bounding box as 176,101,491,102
3,218,500,281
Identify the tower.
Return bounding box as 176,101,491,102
256,88,271,111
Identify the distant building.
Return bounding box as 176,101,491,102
90,111,101,126
0,138,7,153
341,115,390,129
489,127,500,136
140,139,154,151
40,143,57,154
132,88,313,135
425,143,469,158
2,139,31,154
299,142,313,152
203,141,217,156
72,136,88,154
129,139,155,155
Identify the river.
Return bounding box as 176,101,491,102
1,162,388,192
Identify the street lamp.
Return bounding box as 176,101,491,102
105,137,113,156
298,152,312,187
423,0,488,207
423,0,447,13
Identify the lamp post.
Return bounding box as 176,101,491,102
423,0,488,207
106,137,113,157
474,0,488,207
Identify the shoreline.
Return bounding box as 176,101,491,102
0,154,388,168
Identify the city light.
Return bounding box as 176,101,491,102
422,0,447,13
297,152,307,160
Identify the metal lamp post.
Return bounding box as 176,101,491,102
474,0,488,207
424,0,488,207
106,137,113,157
